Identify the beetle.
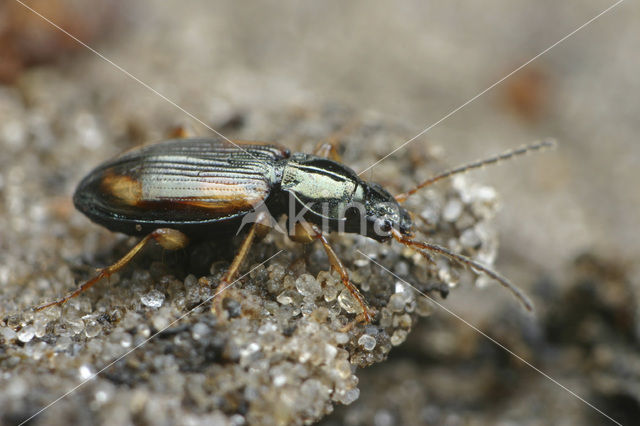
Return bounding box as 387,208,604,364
35,137,554,321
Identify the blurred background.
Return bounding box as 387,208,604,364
1,0,639,424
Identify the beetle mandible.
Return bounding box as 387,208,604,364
36,137,554,321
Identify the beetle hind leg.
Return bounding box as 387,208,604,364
34,228,189,311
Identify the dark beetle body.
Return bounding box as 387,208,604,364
39,137,543,314
74,138,412,241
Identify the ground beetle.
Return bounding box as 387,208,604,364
36,136,554,321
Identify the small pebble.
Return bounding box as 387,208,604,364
152,315,170,330
34,317,48,338
335,359,352,379
277,289,297,305
388,293,406,312
420,205,439,225
337,289,362,314
339,388,360,405
141,289,165,308
17,326,35,343
460,228,481,248
442,199,463,222
353,259,369,267
78,364,94,380
295,274,322,299
31,342,48,361
120,333,132,348
54,320,71,337
1,327,17,342
390,329,408,346
357,334,377,351
192,323,210,340
273,374,287,387
55,336,72,352
324,343,338,360
67,318,85,335
334,332,350,345
393,261,409,276
268,264,286,281
258,322,277,335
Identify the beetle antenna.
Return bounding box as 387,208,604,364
395,139,556,202
391,229,533,311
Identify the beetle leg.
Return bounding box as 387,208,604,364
314,119,361,161
212,212,270,321
34,228,189,311
287,222,373,321
167,124,195,139
310,226,374,323
314,142,342,162
339,313,371,332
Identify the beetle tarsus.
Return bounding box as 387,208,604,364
33,268,111,311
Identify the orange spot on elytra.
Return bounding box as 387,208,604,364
101,173,142,206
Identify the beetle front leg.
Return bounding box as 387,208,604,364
289,223,374,323
315,231,375,323
34,228,189,311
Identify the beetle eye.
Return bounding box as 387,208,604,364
374,218,392,234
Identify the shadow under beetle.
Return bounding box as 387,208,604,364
36,136,554,322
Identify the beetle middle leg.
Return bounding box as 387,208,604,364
211,212,271,321
289,222,374,322
34,228,189,311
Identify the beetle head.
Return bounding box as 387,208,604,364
348,182,413,242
